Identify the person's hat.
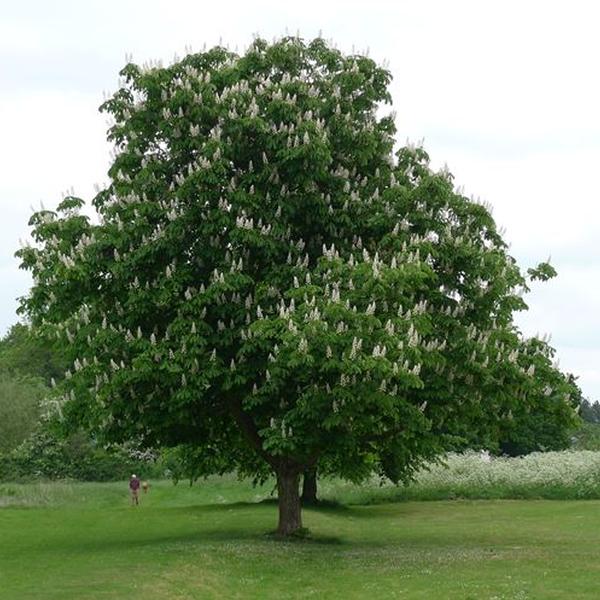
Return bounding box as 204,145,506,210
132,474,137,478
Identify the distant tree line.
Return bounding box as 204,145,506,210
579,398,600,424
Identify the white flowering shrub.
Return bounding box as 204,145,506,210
321,450,600,503
411,451,600,498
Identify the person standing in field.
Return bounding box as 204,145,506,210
129,474,141,505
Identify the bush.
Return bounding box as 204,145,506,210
405,451,600,500
0,429,163,482
317,450,600,503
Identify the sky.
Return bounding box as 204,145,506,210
1,0,598,400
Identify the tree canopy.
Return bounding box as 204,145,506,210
17,37,579,534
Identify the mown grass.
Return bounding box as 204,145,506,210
2,466,600,599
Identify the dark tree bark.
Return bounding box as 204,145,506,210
230,400,305,536
276,467,302,535
301,467,318,505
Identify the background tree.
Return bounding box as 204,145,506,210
572,397,600,451
17,37,579,535
0,322,67,385
0,372,46,454
0,324,59,455
579,398,600,424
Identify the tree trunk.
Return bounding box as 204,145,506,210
276,468,302,536
301,468,318,505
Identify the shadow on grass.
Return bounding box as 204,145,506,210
164,497,350,514
160,496,435,525
163,498,277,514
27,523,346,555
262,529,344,545
160,496,431,530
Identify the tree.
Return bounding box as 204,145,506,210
0,372,46,453
579,398,600,424
0,324,53,454
572,421,600,451
0,323,67,385
17,37,579,535
301,467,318,504
575,398,600,451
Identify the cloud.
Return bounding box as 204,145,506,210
0,90,109,334
515,268,600,400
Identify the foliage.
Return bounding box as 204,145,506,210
0,323,70,455
160,444,233,485
480,368,581,456
496,371,581,456
571,421,600,451
497,401,578,456
0,427,161,482
0,322,67,385
16,36,579,533
421,365,581,458
0,371,46,453
527,260,557,282
579,398,600,423
0,322,161,482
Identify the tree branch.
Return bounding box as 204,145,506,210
228,398,279,469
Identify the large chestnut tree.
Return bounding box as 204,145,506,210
18,37,578,535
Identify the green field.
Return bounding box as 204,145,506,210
1,477,599,599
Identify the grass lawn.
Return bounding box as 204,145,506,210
1,477,599,599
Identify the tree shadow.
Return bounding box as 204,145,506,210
163,496,423,523
163,498,277,514
33,519,345,554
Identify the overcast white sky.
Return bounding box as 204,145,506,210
1,0,598,399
